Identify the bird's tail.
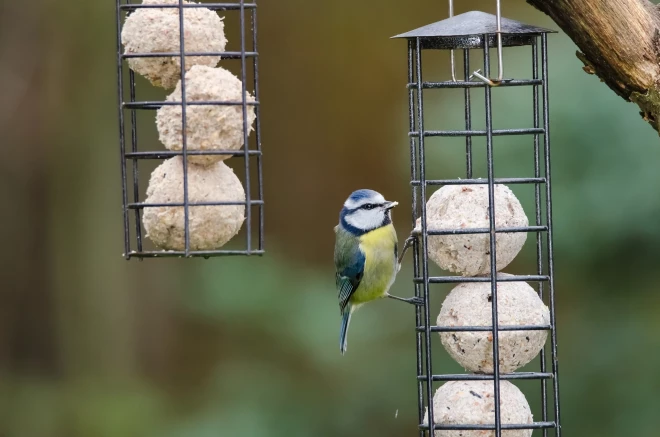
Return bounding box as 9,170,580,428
339,306,353,355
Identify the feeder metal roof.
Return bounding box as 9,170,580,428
392,11,555,39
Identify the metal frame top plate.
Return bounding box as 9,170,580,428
392,11,555,49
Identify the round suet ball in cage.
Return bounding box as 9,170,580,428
121,0,227,90
417,184,528,276
423,380,533,437
142,156,245,250
156,65,256,166
437,273,550,373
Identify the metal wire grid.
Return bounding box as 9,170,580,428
115,1,263,259
406,34,561,436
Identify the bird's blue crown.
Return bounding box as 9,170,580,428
339,189,390,235
346,189,379,205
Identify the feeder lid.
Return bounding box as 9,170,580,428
391,11,555,39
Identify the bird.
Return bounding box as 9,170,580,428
334,189,422,355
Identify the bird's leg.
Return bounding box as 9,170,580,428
387,293,425,306
390,232,423,305
397,234,417,269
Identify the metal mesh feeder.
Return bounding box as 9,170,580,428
115,0,263,260
393,7,562,437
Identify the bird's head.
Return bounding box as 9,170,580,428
339,189,398,235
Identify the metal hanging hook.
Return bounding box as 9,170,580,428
469,0,504,86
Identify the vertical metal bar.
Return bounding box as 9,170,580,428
240,0,253,253
408,39,424,437
463,49,472,178
484,35,502,437
177,0,190,255
129,70,143,254
449,0,457,81
532,36,548,437
542,33,562,437
495,0,504,81
415,37,434,437
251,1,263,252
116,0,130,259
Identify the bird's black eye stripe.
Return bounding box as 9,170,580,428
362,203,384,210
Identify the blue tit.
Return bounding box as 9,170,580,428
334,189,422,355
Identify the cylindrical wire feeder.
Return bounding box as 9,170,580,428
393,9,561,437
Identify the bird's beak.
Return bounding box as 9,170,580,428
384,201,398,210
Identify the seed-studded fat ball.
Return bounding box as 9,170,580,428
423,380,533,437
142,157,245,250
156,65,256,166
417,184,528,276
437,274,550,373
121,0,227,89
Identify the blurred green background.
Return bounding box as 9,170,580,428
2,0,660,436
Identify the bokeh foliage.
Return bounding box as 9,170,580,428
1,0,659,436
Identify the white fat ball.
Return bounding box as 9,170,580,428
423,380,533,437
156,65,256,166
142,157,245,250
437,274,550,373
416,184,528,276
121,0,227,89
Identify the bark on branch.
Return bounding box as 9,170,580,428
526,0,660,133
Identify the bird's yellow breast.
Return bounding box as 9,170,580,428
352,224,397,304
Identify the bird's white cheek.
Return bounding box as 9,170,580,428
344,213,364,229
345,210,384,230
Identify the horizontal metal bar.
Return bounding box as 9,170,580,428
414,275,549,284
410,128,544,137
128,200,264,209
416,34,540,51
421,421,556,431
120,3,256,11
126,249,265,259
419,372,554,382
123,51,257,59
418,324,552,332
412,177,546,186
125,150,261,159
413,226,546,236
124,100,259,109
409,79,542,89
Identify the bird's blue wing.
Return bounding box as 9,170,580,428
335,236,365,315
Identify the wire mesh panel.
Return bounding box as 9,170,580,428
394,11,561,437
115,0,263,260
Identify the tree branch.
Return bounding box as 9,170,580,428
527,0,660,133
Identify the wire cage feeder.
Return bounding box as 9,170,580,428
393,7,562,437
115,0,263,260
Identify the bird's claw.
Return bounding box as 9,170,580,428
406,296,426,306
388,294,425,306
397,234,418,266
